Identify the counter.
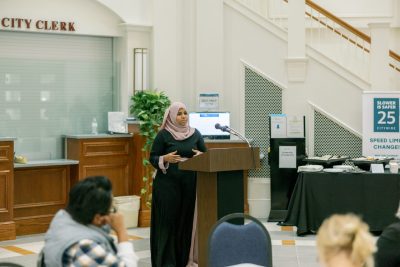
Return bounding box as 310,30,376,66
14,159,78,168
64,133,133,139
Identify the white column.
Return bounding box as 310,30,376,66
195,0,224,109
368,23,391,90
153,0,183,102
286,0,308,82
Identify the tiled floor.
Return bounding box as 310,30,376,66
0,221,322,267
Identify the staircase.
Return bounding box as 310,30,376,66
223,0,399,159
236,0,400,87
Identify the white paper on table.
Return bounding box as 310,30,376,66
370,163,384,173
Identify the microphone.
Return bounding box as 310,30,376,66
214,123,230,132
215,123,251,147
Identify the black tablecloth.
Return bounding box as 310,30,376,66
283,171,400,236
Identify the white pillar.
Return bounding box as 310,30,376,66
369,23,391,90
285,0,308,82
195,0,224,109
153,0,184,102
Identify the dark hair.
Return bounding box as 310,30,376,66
66,176,113,225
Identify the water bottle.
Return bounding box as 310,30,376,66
91,118,98,134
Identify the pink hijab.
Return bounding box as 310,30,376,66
160,102,195,140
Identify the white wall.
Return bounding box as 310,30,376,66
152,0,185,103
0,0,153,115
314,0,393,18
224,3,365,138
97,0,152,25
0,0,124,36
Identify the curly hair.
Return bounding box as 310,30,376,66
317,214,376,267
66,176,113,225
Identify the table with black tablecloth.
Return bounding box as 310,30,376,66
283,171,400,236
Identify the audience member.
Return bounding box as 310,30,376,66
316,214,376,267
375,202,400,267
38,176,138,267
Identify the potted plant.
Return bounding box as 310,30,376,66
130,90,170,207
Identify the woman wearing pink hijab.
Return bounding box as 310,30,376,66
149,102,206,267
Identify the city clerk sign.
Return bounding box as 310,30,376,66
363,92,400,159
1,17,75,32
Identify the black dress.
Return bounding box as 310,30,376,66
149,129,206,267
375,219,400,267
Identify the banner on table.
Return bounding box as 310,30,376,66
362,92,400,159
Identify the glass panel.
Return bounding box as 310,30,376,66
0,31,114,160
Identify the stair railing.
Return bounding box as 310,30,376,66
235,0,400,81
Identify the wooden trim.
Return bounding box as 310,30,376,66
138,209,151,227
304,0,400,69
389,50,400,72
0,221,16,241
390,50,400,62
304,10,370,53
0,146,12,162
306,0,370,43
15,215,54,236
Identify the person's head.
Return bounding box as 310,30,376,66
161,102,189,127
160,101,194,140
316,214,376,267
66,176,113,226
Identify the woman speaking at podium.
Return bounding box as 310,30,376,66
149,101,206,267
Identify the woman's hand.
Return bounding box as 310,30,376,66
163,150,182,163
192,149,203,157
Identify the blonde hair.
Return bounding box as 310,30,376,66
316,214,376,267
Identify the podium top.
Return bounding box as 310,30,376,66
179,147,260,172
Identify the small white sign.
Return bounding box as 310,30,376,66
199,93,219,111
287,115,304,138
270,115,287,138
279,146,297,168
108,112,128,133
370,163,384,173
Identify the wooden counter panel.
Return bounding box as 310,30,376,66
0,221,16,241
13,166,70,235
0,141,14,239
0,170,12,221
66,138,133,197
83,164,129,196
83,141,129,157
15,215,54,236
14,204,66,219
14,168,67,206
128,127,152,227
0,145,12,162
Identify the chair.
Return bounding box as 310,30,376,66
208,213,273,267
0,263,24,267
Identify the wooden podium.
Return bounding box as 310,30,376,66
179,147,260,267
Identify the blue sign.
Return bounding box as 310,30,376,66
374,98,399,132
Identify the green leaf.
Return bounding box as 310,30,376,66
130,89,171,208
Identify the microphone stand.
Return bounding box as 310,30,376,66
226,127,258,170
227,127,251,147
